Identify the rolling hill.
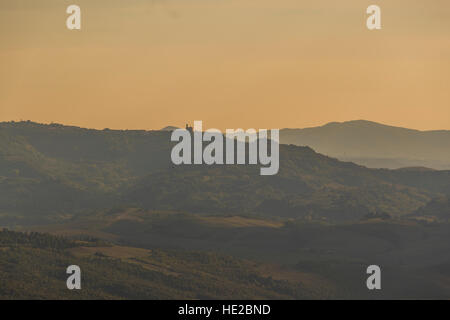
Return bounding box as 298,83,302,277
23,210,450,299
0,229,311,299
1,121,449,223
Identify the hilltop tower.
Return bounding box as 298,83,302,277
185,123,193,134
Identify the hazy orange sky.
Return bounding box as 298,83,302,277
1,0,449,131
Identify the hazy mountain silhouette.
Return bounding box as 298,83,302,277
280,120,450,169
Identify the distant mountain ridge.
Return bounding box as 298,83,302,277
280,120,450,170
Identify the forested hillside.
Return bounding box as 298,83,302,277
0,229,312,299
1,121,449,223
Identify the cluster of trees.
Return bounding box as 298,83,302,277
0,229,75,249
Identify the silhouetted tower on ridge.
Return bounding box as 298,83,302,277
186,123,193,134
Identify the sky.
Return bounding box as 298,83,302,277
1,0,450,131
